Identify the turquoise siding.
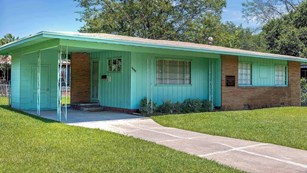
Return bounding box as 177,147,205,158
131,52,221,109
239,57,288,86
12,49,58,110
91,51,131,109
213,58,222,107
11,56,21,109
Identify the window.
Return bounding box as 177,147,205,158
156,59,191,85
238,62,252,85
108,58,122,72
275,65,286,85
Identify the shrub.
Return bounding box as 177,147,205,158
157,100,174,114
139,98,212,116
139,97,157,115
181,99,203,113
202,100,212,112
173,102,182,113
301,78,307,105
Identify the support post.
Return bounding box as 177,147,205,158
57,47,62,121
64,46,68,121
37,51,41,115
208,59,214,111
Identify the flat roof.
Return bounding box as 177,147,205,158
1,31,307,63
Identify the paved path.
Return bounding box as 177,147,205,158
67,117,307,173
32,110,307,173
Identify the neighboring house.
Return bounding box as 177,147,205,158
0,31,306,114
301,64,307,79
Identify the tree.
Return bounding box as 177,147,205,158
261,1,307,57
242,0,303,25
0,34,18,83
75,0,226,43
0,34,18,45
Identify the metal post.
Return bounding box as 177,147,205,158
57,47,62,121
37,51,41,116
208,59,214,111
64,47,68,121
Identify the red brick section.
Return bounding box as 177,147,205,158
71,53,90,104
221,55,301,110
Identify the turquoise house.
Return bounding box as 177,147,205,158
0,31,306,120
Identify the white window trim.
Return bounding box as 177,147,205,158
238,62,252,86
275,65,287,86
156,59,191,85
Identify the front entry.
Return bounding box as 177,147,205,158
91,60,99,102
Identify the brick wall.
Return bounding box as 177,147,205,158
221,55,301,110
71,53,90,104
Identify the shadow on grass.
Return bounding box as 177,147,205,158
0,105,58,123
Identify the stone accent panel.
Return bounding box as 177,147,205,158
71,53,90,104
221,55,301,110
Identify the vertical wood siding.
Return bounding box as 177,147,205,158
131,52,221,109
239,57,288,86
91,51,131,109
15,49,58,110
10,56,21,109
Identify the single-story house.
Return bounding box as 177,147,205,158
0,31,306,120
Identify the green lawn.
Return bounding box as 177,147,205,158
0,98,239,173
152,107,307,150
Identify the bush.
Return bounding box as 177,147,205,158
139,97,157,115
202,100,212,112
301,78,307,105
157,100,174,114
139,98,212,115
181,99,203,113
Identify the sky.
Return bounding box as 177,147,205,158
0,0,258,38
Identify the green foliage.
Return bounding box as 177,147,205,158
0,33,18,46
152,107,307,150
140,98,211,115
139,97,157,115
75,0,226,42
0,98,239,172
181,98,203,113
301,78,307,105
157,100,175,114
242,0,302,25
261,1,307,57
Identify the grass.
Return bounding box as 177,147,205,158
0,97,240,173
152,107,307,150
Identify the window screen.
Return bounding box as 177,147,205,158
238,62,252,85
275,65,286,85
156,60,191,85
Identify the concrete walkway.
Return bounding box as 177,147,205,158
32,110,307,173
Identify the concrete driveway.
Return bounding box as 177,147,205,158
33,110,307,173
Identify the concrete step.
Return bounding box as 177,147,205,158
71,102,104,112
73,103,100,107
80,107,104,112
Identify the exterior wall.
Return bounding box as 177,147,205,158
221,55,301,110
130,52,221,109
71,53,90,103
90,51,131,109
11,49,58,110
10,56,20,109
239,56,288,86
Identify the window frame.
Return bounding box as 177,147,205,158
238,62,252,86
107,57,122,72
156,58,192,86
274,64,287,86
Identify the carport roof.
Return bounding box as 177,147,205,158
1,31,307,63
